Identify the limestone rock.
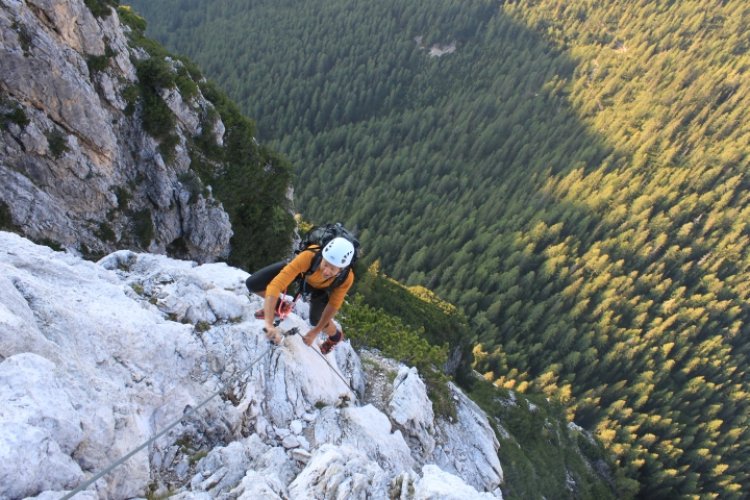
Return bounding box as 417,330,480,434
0,0,232,262
0,232,503,498
389,366,437,458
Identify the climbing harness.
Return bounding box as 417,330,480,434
61,330,294,499
274,291,298,322
268,289,299,326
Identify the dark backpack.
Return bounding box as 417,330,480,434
296,223,360,292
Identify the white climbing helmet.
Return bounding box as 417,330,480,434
322,237,355,267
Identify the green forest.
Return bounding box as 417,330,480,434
127,0,749,497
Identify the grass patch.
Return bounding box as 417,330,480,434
195,321,211,334
117,5,147,34
132,57,182,162
87,46,115,74
1,99,30,129
158,133,179,164
188,449,208,465
176,436,204,460
341,294,456,419
11,22,33,56
175,65,199,101
178,171,204,203
115,186,132,211
84,0,116,18
122,84,140,116
46,129,69,158
146,487,175,500
96,222,116,242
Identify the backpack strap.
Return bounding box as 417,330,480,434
290,246,320,294
301,245,323,277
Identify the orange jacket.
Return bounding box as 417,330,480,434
266,249,354,310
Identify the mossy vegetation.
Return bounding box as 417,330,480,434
46,129,69,159
178,171,204,203
1,99,30,129
86,46,115,74
341,291,456,419
135,58,177,139
11,21,33,56
122,84,140,116
96,222,116,242
188,449,208,465
195,321,211,334
117,5,147,34
84,0,117,19
114,186,132,211
175,65,199,101
354,261,475,384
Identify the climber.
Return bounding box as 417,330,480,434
245,237,355,354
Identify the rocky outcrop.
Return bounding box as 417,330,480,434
0,231,503,498
0,0,232,262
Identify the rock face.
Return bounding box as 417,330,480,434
0,0,232,262
0,231,503,499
